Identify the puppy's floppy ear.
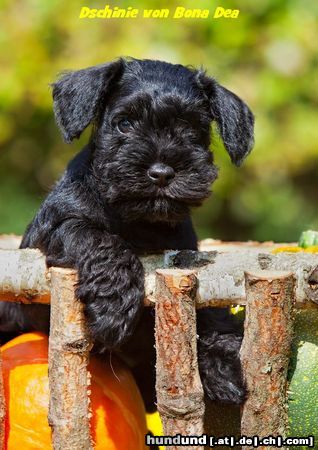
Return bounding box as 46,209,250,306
197,72,254,166
52,59,124,143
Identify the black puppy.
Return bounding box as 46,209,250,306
1,58,254,408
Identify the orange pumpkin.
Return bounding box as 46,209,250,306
1,332,147,450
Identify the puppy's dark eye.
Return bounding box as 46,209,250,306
116,118,133,134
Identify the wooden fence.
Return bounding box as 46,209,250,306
0,236,317,450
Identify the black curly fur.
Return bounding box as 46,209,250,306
0,58,254,408
197,308,246,404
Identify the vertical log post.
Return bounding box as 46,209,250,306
155,269,205,450
48,268,93,450
240,271,296,450
0,356,5,450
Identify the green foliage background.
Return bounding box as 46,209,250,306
0,0,317,241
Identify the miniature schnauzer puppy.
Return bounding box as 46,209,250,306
0,58,254,409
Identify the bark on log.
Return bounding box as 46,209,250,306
240,271,296,450
305,266,318,304
48,268,93,450
0,356,5,450
1,248,317,307
0,249,50,303
155,269,205,450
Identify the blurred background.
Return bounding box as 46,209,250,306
0,0,317,242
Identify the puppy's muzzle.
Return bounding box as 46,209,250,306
147,163,175,187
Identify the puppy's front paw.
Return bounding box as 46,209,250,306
198,332,246,405
76,240,144,350
82,280,144,351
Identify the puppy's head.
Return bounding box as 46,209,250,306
52,58,254,223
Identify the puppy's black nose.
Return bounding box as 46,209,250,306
147,163,175,186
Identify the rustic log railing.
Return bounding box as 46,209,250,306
0,235,317,449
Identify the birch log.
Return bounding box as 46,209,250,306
0,249,50,303
155,269,205,450
1,248,317,306
48,268,93,450
240,271,296,450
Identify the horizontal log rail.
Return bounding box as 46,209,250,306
0,245,317,307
